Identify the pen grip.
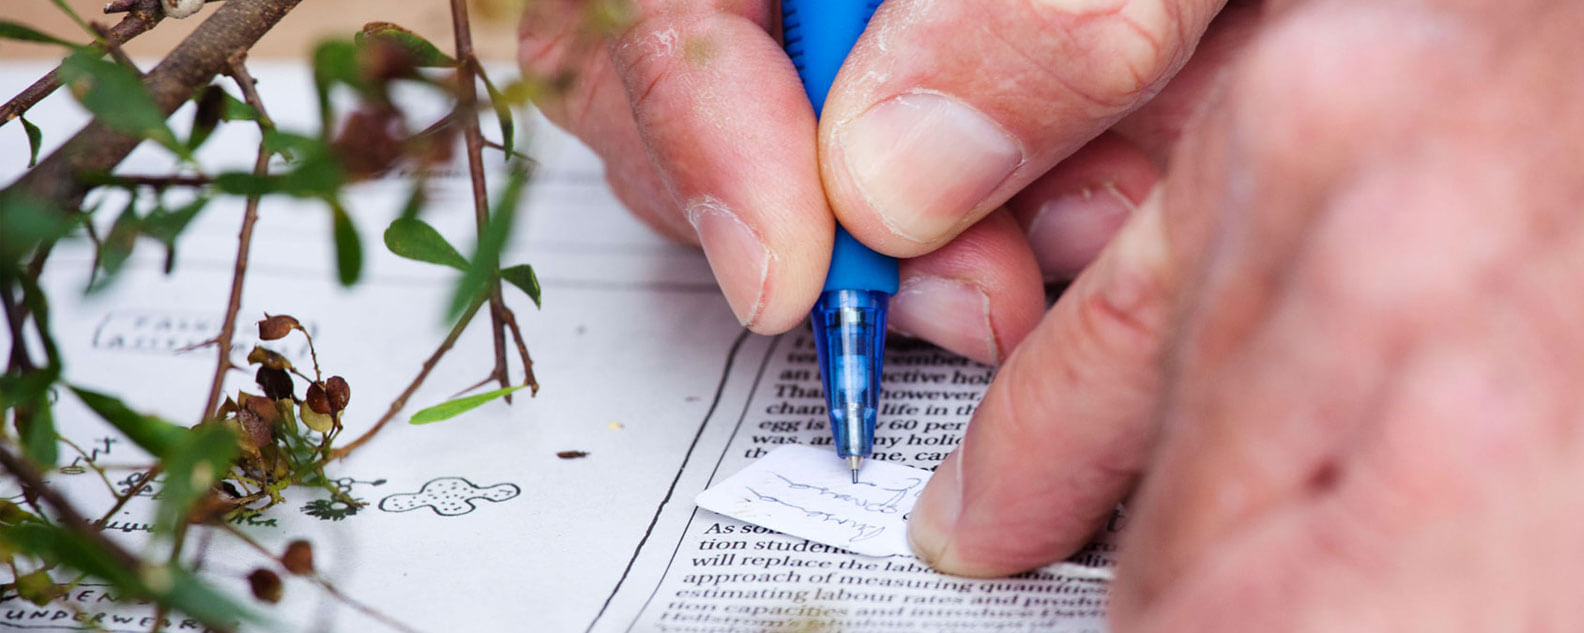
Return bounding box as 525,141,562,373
783,0,898,295
782,0,882,114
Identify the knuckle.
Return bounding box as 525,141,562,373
1027,0,1185,112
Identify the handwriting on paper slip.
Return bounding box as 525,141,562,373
695,445,928,557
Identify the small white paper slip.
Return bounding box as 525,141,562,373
695,445,930,557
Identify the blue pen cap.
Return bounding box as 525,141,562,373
810,288,888,459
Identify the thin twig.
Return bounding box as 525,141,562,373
201,58,272,422
0,5,163,128
57,436,118,497
92,174,213,189
90,22,142,74
2,284,32,374
217,523,428,633
7,0,305,211
0,446,143,570
94,466,160,527
447,0,513,404
447,372,497,400
498,303,537,395
83,217,106,288
105,0,222,12
330,293,487,461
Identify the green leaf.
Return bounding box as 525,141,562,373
499,264,541,308
19,400,58,468
92,194,140,288
0,191,73,267
409,385,529,425
20,115,42,168
56,51,187,159
220,89,260,121
355,22,457,67
330,199,362,286
70,386,188,459
478,70,515,156
398,183,424,221
214,132,342,199
141,196,210,244
0,521,257,629
0,20,72,47
155,423,237,534
447,162,529,318
0,365,59,413
142,196,210,274
384,217,467,271
186,85,224,151
311,39,361,133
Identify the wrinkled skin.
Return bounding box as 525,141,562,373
521,0,1584,630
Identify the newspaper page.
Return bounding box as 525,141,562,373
0,63,1114,633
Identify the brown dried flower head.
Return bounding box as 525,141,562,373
258,314,300,341
281,540,315,575
247,568,283,604
305,383,331,415
325,376,351,412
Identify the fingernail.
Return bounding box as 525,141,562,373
888,276,1000,364
909,449,964,567
1027,183,1135,280
838,93,1022,243
687,198,770,326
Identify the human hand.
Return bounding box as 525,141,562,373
904,1,1584,630
518,0,1233,364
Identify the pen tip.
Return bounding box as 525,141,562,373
847,456,863,483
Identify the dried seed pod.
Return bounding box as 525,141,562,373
186,490,238,525
325,376,350,412
280,540,314,575
299,401,334,434
357,38,419,83
247,568,283,603
242,394,281,425
332,107,402,181
246,346,292,371
255,366,294,401
257,314,300,341
305,383,331,415
236,401,275,452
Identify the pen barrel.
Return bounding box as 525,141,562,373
782,0,883,113
811,289,888,459
783,1,899,294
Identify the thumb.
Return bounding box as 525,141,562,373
906,188,1184,577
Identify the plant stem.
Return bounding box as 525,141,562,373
219,523,428,633
330,292,487,461
0,3,163,128
499,303,538,394
200,59,273,423
95,466,161,527
92,174,214,189
0,445,142,571
5,0,305,211
447,0,513,404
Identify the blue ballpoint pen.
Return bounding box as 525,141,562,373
782,0,897,483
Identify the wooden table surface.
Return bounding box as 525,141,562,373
1,0,522,60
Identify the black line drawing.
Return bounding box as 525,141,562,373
302,497,364,521
300,476,387,521
377,477,520,517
